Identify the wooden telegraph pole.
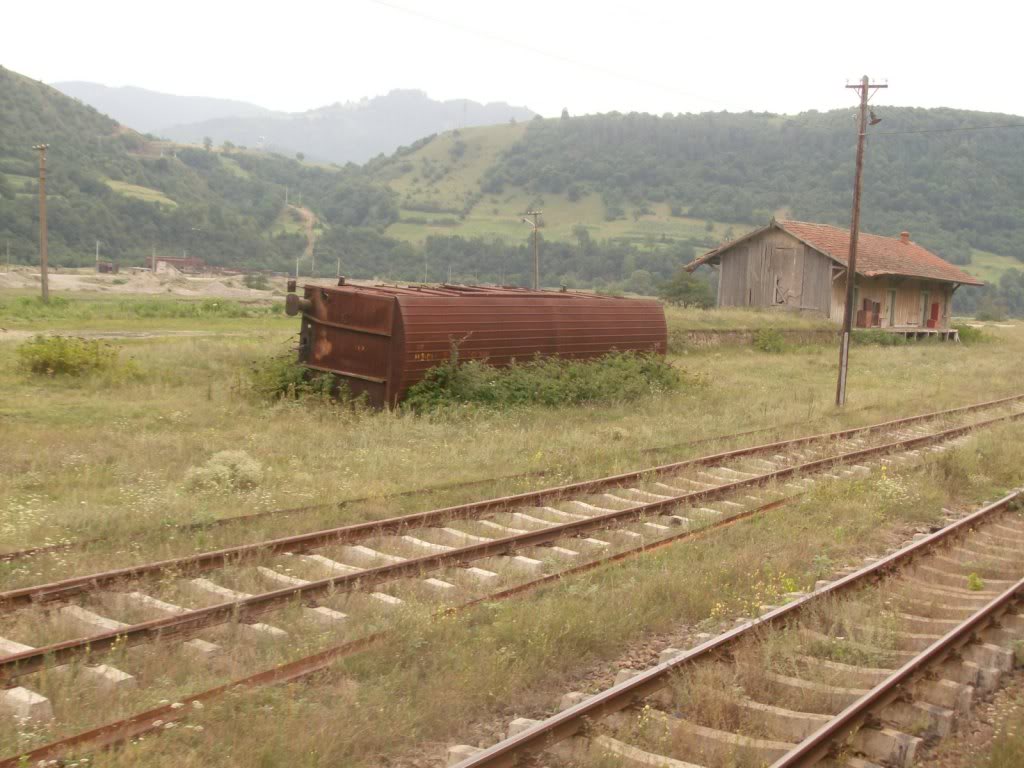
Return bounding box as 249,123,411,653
836,76,886,406
33,144,50,303
522,210,542,290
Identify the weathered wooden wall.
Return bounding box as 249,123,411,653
831,275,954,328
716,230,832,315
715,228,957,328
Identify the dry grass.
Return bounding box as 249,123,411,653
0,425,1010,766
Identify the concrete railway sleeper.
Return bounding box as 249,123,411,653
0,411,1012,685
448,490,1024,768
3,394,1022,613
0,436,1015,766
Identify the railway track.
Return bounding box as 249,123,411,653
449,491,1024,768
1,395,1022,763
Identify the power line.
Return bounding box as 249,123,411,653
362,0,724,110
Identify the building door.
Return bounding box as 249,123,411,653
920,290,930,326
887,289,897,327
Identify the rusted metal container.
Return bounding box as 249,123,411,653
288,283,667,407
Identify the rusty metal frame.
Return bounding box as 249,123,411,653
3,412,1020,683
3,393,1020,613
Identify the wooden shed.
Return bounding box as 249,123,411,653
686,219,983,331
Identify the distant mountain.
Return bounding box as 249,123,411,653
53,81,273,135
162,89,536,164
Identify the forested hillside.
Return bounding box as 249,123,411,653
478,109,1024,264
0,67,394,271
4,63,1023,314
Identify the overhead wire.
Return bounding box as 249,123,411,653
361,0,726,109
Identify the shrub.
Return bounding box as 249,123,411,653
242,273,271,290
246,354,365,406
752,328,785,353
954,324,986,344
403,351,682,412
16,335,119,376
185,450,263,493
852,330,908,347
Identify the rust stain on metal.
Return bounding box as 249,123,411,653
293,284,668,407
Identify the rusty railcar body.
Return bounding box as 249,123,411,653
288,283,668,407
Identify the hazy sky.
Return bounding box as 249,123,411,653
5,0,1022,118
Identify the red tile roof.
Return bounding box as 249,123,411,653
777,220,983,285
686,220,983,286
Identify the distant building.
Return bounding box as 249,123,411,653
154,256,205,274
686,219,983,331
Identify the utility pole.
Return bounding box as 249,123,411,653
835,76,887,407
424,250,428,284
336,257,341,279
522,210,542,290
95,240,100,272
33,144,49,303
448,264,452,284
4,240,9,273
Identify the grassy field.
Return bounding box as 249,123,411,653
104,179,178,207
966,249,1024,285
1,293,1023,765
370,123,736,247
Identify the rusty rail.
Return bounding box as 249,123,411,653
450,489,1024,768
2,412,1020,682
770,575,1024,768
3,393,1021,612
0,493,801,768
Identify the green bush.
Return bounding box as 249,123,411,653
16,335,119,376
246,353,365,406
242,273,271,290
752,328,785,353
403,351,682,412
852,330,909,347
954,324,986,344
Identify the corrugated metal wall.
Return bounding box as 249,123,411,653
297,284,668,407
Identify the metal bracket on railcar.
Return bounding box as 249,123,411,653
284,283,312,316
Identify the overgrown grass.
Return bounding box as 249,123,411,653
16,335,119,376
0,295,282,324
245,353,368,407
853,329,911,346
956,323,987,344
979,695,1024,768
403,351,683,412
85,425,1024,768
14,335,144,385
752,328,786,353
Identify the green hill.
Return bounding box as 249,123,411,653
0,66,393,272
369,110,1024,260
